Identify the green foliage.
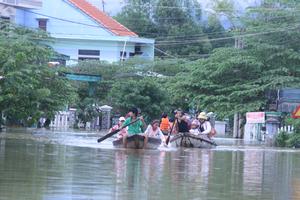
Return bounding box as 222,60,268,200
70,59,192,122
167,0,300,118
76,98,99,127
275,131,289,147
284,118,300,133
108,78,169,122
114,0,158,37
115,0,232,58
0,24,76,126
287,134,300,148
275,118,300,148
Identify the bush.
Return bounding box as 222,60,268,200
275,131,289,147
285,118,300,133
276,118,300,148
287,133,300,148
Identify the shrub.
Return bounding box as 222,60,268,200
287,133,300,148
275,131,289,147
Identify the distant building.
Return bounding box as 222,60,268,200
0,0,154,65
0,0,42,20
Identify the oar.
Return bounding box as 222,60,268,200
166,118,177,145
97,118,140,143
187,133,217,146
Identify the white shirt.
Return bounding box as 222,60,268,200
144,125,165,139
199,121,212,135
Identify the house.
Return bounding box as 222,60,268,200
2,0,154,64
0,0,42,20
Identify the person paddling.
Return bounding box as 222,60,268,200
122,107,146,147
175,110,190,133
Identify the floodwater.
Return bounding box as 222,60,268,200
0,129,300,200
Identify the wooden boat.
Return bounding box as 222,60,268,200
113,134,162,149
170,132,217,148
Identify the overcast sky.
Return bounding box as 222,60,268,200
87,0,261,16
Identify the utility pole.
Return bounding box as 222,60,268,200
102,0,105,12
233,27,245,139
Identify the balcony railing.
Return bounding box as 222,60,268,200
0,0,42,8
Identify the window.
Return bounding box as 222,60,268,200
0,17,10,30
78,49,100,61
135,44,143,55
37,18,48,31
120,51,127,61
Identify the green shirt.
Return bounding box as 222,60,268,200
123,117,143,135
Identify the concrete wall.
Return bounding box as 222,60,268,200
16,0,112,37
215,121,226,136
50,110,76,128
50,39,153,64
52,39,119,64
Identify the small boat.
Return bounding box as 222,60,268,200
170,132,217,148
113,134,162,149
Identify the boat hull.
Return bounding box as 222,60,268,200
170,132,217,148
113,134,161,149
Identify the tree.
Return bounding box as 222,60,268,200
204,15,233,49
108,78,169,121
116,0,221,58
168,0,300,119
0,23,76,126
114,0,158,37
154,0,212,57
76,98,99,128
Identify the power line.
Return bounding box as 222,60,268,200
154,47,177,59
19,7,300,40
155,25,300,45
0,22,298,48
116,3,300,11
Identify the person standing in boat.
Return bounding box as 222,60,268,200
175,110,190,133
122,107,146,147
144,120,166,148
110,116,127,139
197,112,212,135
160,112,170,136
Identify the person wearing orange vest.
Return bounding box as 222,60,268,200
160,112,170,136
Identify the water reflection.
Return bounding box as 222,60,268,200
1,132,300,200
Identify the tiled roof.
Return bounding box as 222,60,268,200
67,0,138,37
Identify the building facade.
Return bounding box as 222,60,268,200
1,0,154,64
0,0,154,129
0,0,42,21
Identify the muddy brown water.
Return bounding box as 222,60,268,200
0,129,300,200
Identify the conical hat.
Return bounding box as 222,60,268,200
197,112,208,120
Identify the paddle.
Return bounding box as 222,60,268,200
187,133,217,146
166,118,177,145
97,118,140,143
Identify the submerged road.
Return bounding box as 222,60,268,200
0,128,300,200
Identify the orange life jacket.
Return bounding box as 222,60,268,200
160,117,169,131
